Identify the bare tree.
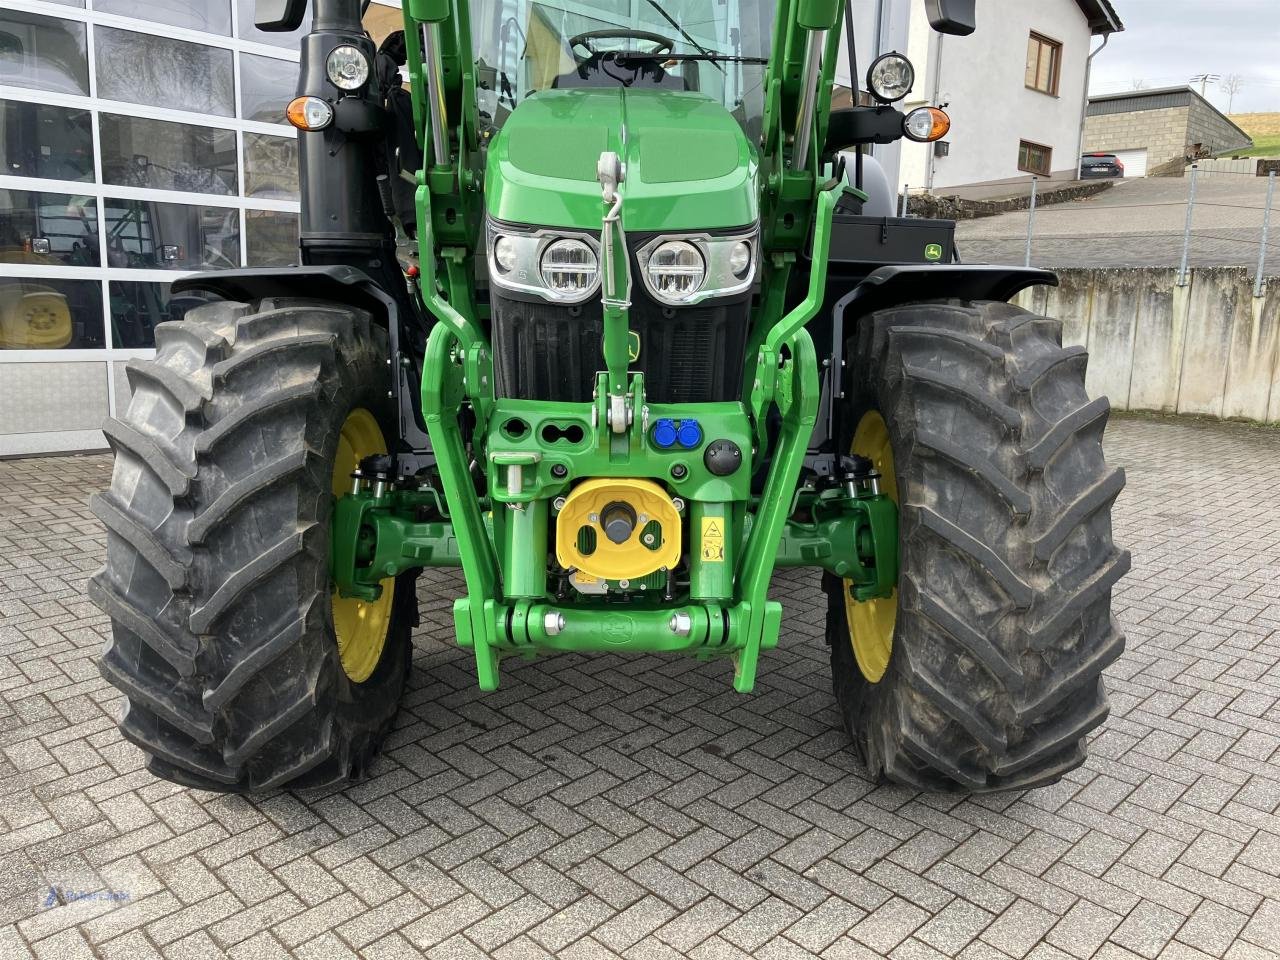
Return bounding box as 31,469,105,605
1221,74,1245,113
1131,78,1148,90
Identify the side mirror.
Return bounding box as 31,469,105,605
256,0,307,31
924,0,976,36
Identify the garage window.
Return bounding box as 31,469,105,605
1025,32,1061,96
1018,140,1053,176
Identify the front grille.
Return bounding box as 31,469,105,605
492,290,749,404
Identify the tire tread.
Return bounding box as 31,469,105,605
828,300,1127,793
90,298,411,793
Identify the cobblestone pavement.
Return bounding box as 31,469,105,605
2,416,1280,959
955,176,1277,268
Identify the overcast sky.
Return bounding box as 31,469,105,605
1088,0,1280,115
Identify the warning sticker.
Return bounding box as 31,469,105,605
701,517,725,563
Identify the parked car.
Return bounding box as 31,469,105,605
1081,153,1125,178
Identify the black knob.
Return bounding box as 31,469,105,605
600,501,637,544
704,439,743,477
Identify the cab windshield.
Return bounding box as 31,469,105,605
470,0,776,139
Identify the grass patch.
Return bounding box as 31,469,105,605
1227,113,1280,158
1228,134,1280,158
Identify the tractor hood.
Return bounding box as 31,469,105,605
484,88,758,233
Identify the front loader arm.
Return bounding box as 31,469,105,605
402,0,483,262
760,0,846,254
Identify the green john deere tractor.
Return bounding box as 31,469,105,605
89,0,1130,793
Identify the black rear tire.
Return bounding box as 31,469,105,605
827,300,1130,792
89,298,414,792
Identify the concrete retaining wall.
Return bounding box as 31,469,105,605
1013,267,1280,423
1188,158,1261,178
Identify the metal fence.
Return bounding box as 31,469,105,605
929,166,1280,298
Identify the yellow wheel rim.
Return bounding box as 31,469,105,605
331,408,395,684
844,411,899,683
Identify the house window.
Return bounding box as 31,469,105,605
1018,140,1053,176
1025,32,1062,95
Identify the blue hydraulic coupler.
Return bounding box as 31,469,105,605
652,418,678,449
677,419,703,449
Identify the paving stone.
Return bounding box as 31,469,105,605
594,895,678,952
780,895,862,953
914,898,996,955
1108,899,1186,959
847,896,929,954
652,895,739,953
719,896,804,953
2,420,1279,959
1239,898,1280,952
1045,900,1124,960
979,899,1059,960
528,893,614,953
1175,900,1249,957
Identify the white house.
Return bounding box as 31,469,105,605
895,0,1123,193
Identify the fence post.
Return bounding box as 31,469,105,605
1178,164,1199,287
901,184,909,218
1024,177,1038,268
1255,170,1276,299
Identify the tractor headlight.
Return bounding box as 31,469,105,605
637,232,758,306
867,52,914,103
645,241,705,304
540,238,599,300
326,45,370,91
493,236,520,274
486,224,601,304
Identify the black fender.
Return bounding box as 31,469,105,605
172,266,434,470
834,264,1058,320
172,265,400,320
804,264,1058,463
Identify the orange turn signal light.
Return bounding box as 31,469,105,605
286,96,334,131
903,106,951,143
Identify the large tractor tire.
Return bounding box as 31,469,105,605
827,300,1130,792
89,299,414,792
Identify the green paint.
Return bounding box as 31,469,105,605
344,0,912,692
485,89,758,232
775,488,897,599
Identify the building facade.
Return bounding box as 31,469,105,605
898,0,1122,193
0,0,401,456
1085,87,1254,178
